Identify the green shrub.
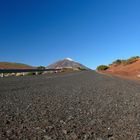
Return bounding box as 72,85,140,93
97,56,140,71
124,56,140,65
111,56,140,66
37,71,44,75
112,59,122,65
97,65,109,71
112,59,126,65
37,66,45,70
36,66,46,75
26,72,36,76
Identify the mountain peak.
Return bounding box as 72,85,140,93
46,58,89,70
65,58,73,61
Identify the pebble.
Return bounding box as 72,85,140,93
62,129,67,135
44,135,52,140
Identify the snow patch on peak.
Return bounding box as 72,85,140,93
65,58,73,61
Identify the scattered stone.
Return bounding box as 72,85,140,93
45,126,54,133
44,135,51,140
5,120,10,125
84,134,90,140
62,129,67,135
97,138,104,140
107,134,114,140
67,115,74,121
60,120,66,125
70,132,77,140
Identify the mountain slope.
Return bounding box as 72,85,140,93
0,62,33,69
100,58,140,80
46,58,89,70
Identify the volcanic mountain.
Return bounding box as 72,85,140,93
46,58,89,70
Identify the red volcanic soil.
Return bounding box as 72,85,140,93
0,62,34,69
102,58,140,80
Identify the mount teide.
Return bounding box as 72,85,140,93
46,58,89,70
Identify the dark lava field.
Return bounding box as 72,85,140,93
0,71,140,140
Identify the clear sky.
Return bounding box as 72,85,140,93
0,0,140,69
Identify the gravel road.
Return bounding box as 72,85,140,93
0,71,140,140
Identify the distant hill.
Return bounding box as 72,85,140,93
97,56,140,80
0,62,33,69
46,58,89,71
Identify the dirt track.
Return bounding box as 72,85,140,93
0,71,140,140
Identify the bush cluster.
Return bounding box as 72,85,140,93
111,56,140,66
125,56,140,65
26,72,36,76
97,65,109,71
112,59,123,65
96,56,140,71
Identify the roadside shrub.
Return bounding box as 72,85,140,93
26,72,36,76
37,66,45,70
124,56,140,65
37,71,44,75
97,65,109,71
111,56,140,66
112,59,122,65
36,66,45,75
112,59,123,65
112,59,126,66
97,56,140,71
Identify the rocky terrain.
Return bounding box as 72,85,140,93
0,71,140,140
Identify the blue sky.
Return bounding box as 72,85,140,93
0,0,140,69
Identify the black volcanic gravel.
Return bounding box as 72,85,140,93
0,71,140,140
